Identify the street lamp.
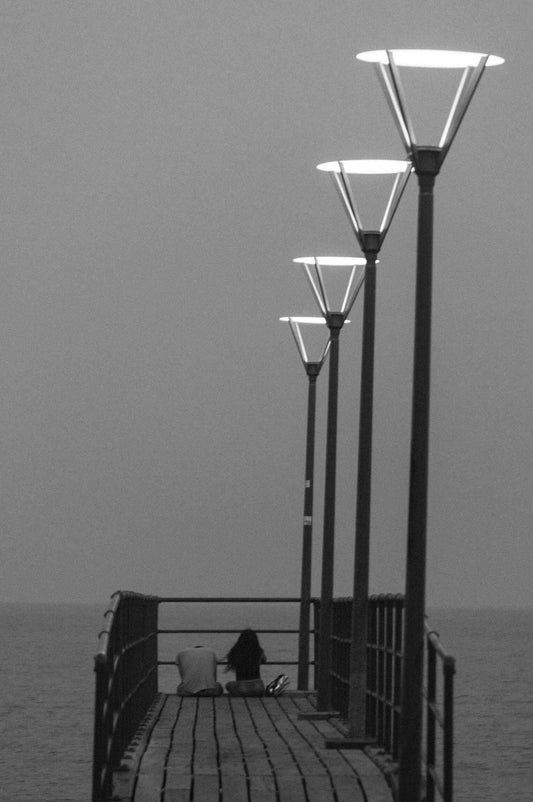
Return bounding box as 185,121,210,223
357,48,504,799
293,256,366,710
280,316,330,690
316,159,411,742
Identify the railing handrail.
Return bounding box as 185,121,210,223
426,626,454,662
157,596,301,602
94,592,121,665
159,628,305,632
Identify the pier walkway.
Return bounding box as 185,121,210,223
112,692,393,802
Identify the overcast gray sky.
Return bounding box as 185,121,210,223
1,1,531,607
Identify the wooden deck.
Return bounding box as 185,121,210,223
112,692,393,802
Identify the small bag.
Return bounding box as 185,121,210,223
264,674,290,696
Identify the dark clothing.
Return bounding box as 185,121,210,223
231,650,266,681
225,630,267,697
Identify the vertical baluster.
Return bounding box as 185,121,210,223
393,597,404,760
426,635,437,802
443,655,455,802
366,597,377,737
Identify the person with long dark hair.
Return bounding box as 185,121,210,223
224,628,266,696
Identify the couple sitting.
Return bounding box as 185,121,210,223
176,628,266,697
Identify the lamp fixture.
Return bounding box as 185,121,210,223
316,159,412,249
356,49,505,169
293,256,366,321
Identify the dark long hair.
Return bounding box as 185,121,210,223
225,628,264,673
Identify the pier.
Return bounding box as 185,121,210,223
112,693,392,801
93,593,454,802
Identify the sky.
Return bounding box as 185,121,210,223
0,1,531,607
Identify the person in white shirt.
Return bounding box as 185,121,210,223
176,645,223,696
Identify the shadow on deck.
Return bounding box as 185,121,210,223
112,692,393,802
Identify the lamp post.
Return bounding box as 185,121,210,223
316,159,411,742
293,256,366,710
357,48,504,799
280,316,330,690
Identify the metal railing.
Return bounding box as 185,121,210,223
313,594,404,754
316,595,454,801
425,624,455,802
92,591,159,802
367,594,404,758
156,595,309,675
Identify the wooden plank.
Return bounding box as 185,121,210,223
336,753,393,802
248,774,278,801
329,774,366,802
230,698,274,780
218,774,248,802
304,774,339,802
250,700,309,802
276,776,307,802
278,704,365,802
301,712,392,801
160,697,194,794
133,772,164,802
191,775,220,799
214,697,249,799
164,790,193,802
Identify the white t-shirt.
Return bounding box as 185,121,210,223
176,646,219,693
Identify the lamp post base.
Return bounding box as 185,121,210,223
297,710,339,720
325,736,379,750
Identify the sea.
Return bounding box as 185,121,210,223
0,602,531,802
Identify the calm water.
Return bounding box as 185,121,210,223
0,603,531,801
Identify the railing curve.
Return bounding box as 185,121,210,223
92,591,159,802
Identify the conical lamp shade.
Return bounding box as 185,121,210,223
293,256,366,319
280,316,330,367
317,159,411,249
357,49,504,167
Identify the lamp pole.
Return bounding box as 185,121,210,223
293,256,365,710
316,160,411,739
401,149,438,799
280,316,329,690
298,360,320,691
317,311,343,710
357,48,504,798
348,236,378,736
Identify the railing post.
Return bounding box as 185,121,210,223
426,636,437,802
366,597,378,738
443,655,455,802
393,597,404,760
92,659,107,802
384,598,394,753
312,598,320,691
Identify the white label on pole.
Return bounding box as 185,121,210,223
304,516,312,526
305,480,311,488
